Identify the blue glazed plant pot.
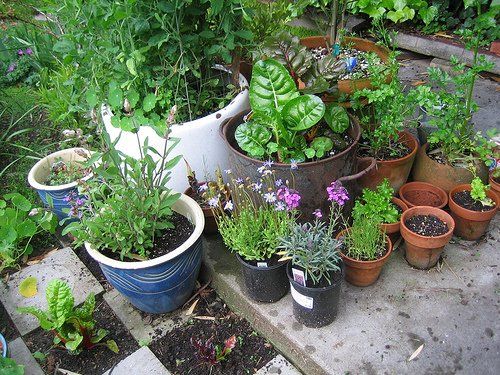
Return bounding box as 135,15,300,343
85,194,205,314
0,333,7,357
28,148,92,221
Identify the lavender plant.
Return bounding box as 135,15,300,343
212,164,299,261
277,181,348,285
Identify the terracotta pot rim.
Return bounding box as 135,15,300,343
448,184,498,219
400,206,455,241
489,171,500,189
336,229,393,265
338,157,376,183
220,110,361,168
375,131,419,166
399,181,448,209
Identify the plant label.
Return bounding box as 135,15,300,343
290,285,313,309
292,268,306,286
257,262,268,268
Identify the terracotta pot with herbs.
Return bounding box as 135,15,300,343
400,206,455,270
448,178,498,240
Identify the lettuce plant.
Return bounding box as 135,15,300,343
470,177,494,207
191,335,236,366
18,279,118,354
235,58,350,163
352,179,400,224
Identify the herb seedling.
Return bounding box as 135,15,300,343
470,177,494,207
342,216,386,261
352,179,400,224
18,279,118,354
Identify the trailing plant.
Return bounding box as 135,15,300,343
213,164,299,261
191,335,237,366
470,176,494,206
235,58,351,163
412,0,498,167
0,193,57,273
352,179,400,224
18,279,118,354
278,180,349,285
0,357,24,375
341,215,387,261
62,129,181,261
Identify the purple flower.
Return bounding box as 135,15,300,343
313,209,322,219
25,48,33,55
235,178,244,184
207,196,219,208
252,182,262,192
290,159,298,170
17,49,23,56
275,179,283,187
276,186,289,200
275,202,286,211
75,198,85,206
284,190,301,210
326,181,349,206
263,160,273,168
224,169,232,174
263,192,276,203
7,63,16,73
63,195,72,203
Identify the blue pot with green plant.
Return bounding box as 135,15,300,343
63,132,205,313
0,333,7,357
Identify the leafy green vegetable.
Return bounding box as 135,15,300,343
470,177,494,207
352,179,400,224
324,105,350,134
18,279,118,355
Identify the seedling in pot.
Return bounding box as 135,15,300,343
191,335,237,368
18,279,118,354
470,177,494,207
352,179,400,224
44,156,91,186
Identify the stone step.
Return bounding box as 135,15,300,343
8,337,44,375
102,346,170,375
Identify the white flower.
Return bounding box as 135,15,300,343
198,183,208,192
207,196,219,208
290,159,298,170
224,169,232,174
28,208,39,217
263,192,276,203
275,202,286,211
275,179,283,187
264,160,274,168
252,182,262,192
223,200,234,211
257,165,267,174
263,169,272,176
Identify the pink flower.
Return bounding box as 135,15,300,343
313,209,322,219
326,181,349,206
25,48,33,55
17,49,23,56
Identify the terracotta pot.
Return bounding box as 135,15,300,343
220,110,360,217
381,197,408,245
300,36,391,100
489,171,500,200
411,143,489,193
400,206,455,270
184,184,218,235
358,130,419,193
448,184,498,241
336,229,392,287
399,181,448,209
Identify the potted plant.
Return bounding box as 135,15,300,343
63,131,205,314
411,1,496,192
448,177,498,240
400,206,455,269
27,148,92,220
352,179,408,245
212,165,299,303
0,333,6,358
352,54,419,192
399,181,448,209
278,180,346,328
489,166,500,197
220,58,361,215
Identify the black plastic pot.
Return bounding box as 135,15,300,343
286,262,344,328
236,254,289,303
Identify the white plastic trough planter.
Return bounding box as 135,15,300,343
101,67,249,192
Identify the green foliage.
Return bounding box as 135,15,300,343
350,0,438,25
0,193,57,272
45,158,90,186
470,176,494,206
62,132,181,260
278,220,342,285
352,179,400,224
0,357,24,375
342,216,387,261
17,279,118,354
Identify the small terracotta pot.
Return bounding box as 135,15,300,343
358,130,419,193
411,143,489,193
448,184,498,241
381,197,408,245
336,229,393,287
184,184,218,235
399,181,448,209
400,206,455,270
489,171,500,200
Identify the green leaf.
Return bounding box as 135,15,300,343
17,306,53,330
463,0,476,8
0,357,24,375
250,59,299,112
75,293,95,320
235,121,272,158
65,333,83,352
281,95,325,131
90,328,108,344
143,93,157,112
310,137,333,158
106,339,119,353
304,148,315,159
85,87,98,108
126,58,137,76
5,193,31,211
17,220,37,238
46,279,74,328
108,82,123,109
324,106,350,133
33,351,46,361
419,5,438,25
127,89,140,108
53,39,74,54
19,276,38,298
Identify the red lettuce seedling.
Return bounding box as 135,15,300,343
191,335,237,365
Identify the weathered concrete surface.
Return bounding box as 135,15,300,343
202,217,500,375
256,354,302,375
102,346,170,375
9,337,44,375
0,247,103,335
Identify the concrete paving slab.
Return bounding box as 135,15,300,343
103,289,189,343
102,346,170,375
0,247,103,336
256,354,303,375
8,337,44,375
202,217,500,375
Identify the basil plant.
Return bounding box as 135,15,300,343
235,59,350,163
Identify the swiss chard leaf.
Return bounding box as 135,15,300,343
324,105,350,134
46,279,74,328
235,121,272,158
281,95,325,131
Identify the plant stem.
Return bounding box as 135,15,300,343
330,0,339,44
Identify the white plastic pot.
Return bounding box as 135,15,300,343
101,66,249,192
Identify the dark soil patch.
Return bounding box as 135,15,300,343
100,212,194,262
0,301,19,341
405,215,449,236
150,289,276,375
453,190,496,212
24,297,139,374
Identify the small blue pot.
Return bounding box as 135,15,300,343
0,333,7,357
28,148,92,221
85,194,205,313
